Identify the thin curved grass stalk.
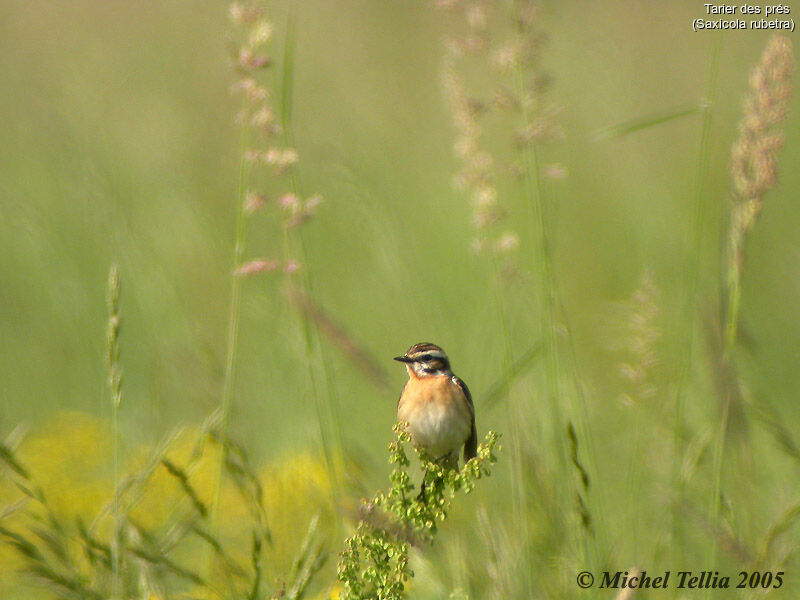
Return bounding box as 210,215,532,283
207,91,253,580
593,102,703,140
490,260,527,544
105,264,122,599
504,0,603,576
219,121,252,452
504,0,602,573
505,0,564,471
286,514,326,600
287,287,392,391
755,498,800,566
672,34,723,568
278,12,345,495
440,7,530,586
614,271,660,557
480,343,542,408
208,0,271,577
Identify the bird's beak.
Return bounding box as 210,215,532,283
394,355,413,363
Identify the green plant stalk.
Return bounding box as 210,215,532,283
508,0,601,584
672,33,723,568
287,230,345,490
112,397,120,599
593,103,702,140
707,384,733,600
491,274,521,523
221,116,252,440
706,216,739,600
207,109,252,578
622,401,646,559
508,0,564,474
106,264,122,600
558,293,605,543
506,7,598,592
702,38,730,598
489,252,533,598
279,14,345,493
723,263,741,354
507,0,602,570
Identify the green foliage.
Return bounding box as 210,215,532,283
337,424,499,600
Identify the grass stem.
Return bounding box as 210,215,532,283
508,0,601,586
509,0,564,473
207,103,252,578
278,12,344,494
106,264,122,600
671,32,722,569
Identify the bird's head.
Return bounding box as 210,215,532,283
394,342,452,378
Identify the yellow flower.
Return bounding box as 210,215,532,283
17,411,113,520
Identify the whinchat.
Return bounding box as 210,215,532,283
394,343,477,470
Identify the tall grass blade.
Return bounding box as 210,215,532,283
593,103,702,140
105,263,123,600
672,33,722,568
482,343,542,407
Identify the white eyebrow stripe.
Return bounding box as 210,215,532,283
413,350,447,360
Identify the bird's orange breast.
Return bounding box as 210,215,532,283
397,375,472,459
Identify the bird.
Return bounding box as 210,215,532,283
394,342,477,472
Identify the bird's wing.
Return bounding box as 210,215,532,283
453,375,477,462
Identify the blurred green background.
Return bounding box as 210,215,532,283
1,0,799,598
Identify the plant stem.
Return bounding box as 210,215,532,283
507,0,598,590
207,108,251,578
509,0,564,473
279,12,344,493
112,400,120,599
671,32,722,568
106,264,122,599
490,253,533,597
724,264,742,354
